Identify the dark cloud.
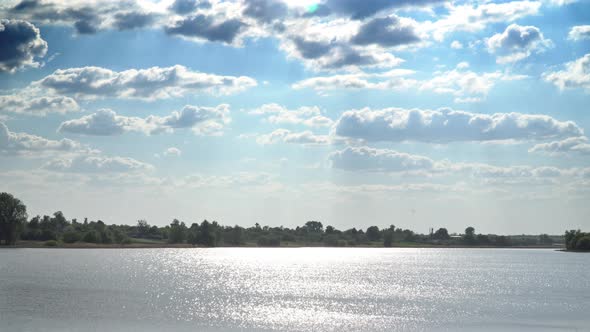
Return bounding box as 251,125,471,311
292,37,333,59
290,36,396,70
113,12,156,30
10,0,152,34
322,0,447,19
165,15,245,44
323,46,383,69
74,20,98,34
169,0,211,15
243,0,288,23
352,16,420,47
0,19,47,72
11,0,40,11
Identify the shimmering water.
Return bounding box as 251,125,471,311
1,248,588,331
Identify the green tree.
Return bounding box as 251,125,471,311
0,193,28,245
576,236,590,250
136,219,150,238
197,220,216,247
538,234,553,245
433,228,450,240
383,231,394,247
366,226,381,241
168,219,187,244
304,221,323,233
325,225,335,234
62,229,81,243
464,226,476,244
227,225,244,246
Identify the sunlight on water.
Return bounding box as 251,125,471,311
1,248,589,331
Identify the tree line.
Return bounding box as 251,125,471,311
0,192,574,248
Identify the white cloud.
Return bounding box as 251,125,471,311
329,146,590,188
428,1,542,41
36,65,257,100
450,40,463,49
330,146,434,172
163,147,182,157
568,25,590,41
486,24,551,64
428,1,541,41
333,107,583,143
420,68,525,102
248,103,333,128
0,93,80,116
0,19,47,73
0,121,84,156
256,129,330,145
529,136,590,155
180,172,275,189
43,155,154,173
543,53,590,93
292,67,523,102
58,105,230,136
456,62,469,69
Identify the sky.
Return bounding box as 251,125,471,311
0,0,589,234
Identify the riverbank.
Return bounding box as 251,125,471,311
3,240,562,249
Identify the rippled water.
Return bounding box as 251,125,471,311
1,248,588,331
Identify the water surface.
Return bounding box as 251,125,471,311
1,248,588,331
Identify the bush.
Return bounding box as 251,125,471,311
323,235,346,247
82,231,99,243
576,236,590,250
44,240,58,247
257,236,281,247
62,231,81,243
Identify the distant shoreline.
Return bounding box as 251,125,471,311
2,241,563,250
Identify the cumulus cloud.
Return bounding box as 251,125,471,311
58,105,230,136
165,14,246,44
279,17,405,71
170,0,202,14
351,16,420,47
242,0,288,23
450,40,463,49
0,19,47,72
329,146,589,188
163,147,182,157
0,94,80,116
428,1,542,41
293,67,522,102
486,24,551,63
36,65,257,100
333,108,583,143
419,67,526,102
7,0,160,35
543,54,590,93
568,25,590,41
0,121,83,155
529,137,590,155
43,155,154,173
316,0,447,20
256,129,329,145
330,146,434,172
248,103,333,127
181,171,275,189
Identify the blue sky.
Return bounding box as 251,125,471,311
1,0,589,234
